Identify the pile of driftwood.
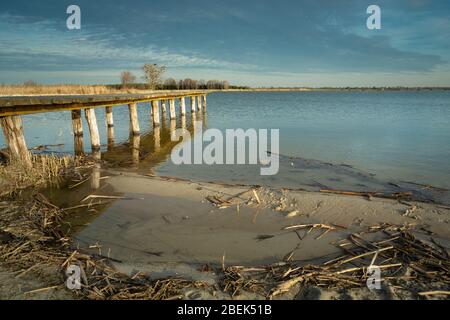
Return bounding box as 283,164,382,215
221,223,450,299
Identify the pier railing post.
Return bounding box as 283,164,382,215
169,99,176,120
179,97,186,116
151,100,160,126
0,115,31,166
84,108,101,151
128,103,140,136
71,110,84,155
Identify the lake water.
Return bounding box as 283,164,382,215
1,91,450,192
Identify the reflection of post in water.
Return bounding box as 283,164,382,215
71,110,84,155
180,115,186,130
201,111,207,128
194,110,206,128
153,125,161,152
161,114,167,134
131,134,141,165
169,119,176,136
91,150,101,189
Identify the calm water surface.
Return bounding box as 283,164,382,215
1,91,449,189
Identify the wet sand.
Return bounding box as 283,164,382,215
69,171,450,285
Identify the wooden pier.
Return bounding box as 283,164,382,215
0,91,208,166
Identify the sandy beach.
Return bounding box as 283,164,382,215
5,165,449,300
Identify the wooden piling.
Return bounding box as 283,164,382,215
71,110,84,155
179,97,186,116
197,96,202,112
105,106,115,147
169,99,176,120
84,108,101,151
128,103,140,136
151,100,160,126
0,115,31,166
161,100,167,117
190,96,196,113
202,95,207,111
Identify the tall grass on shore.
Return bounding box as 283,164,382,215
0,84,125,96
0,154,91,197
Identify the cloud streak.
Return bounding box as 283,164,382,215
0,0,449,85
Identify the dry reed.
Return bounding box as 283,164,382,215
0,154,92,197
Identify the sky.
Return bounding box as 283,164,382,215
0,0,449,87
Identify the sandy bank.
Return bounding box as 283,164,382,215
65,171,450,299
1,167,449,300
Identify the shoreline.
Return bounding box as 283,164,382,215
1,87,450,97
2,161,450,299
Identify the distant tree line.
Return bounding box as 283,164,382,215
119,64,237,90
164,78,230,90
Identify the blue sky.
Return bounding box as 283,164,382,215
0,0,449,87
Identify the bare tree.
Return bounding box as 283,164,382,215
143,64,166,90
120,71,136,89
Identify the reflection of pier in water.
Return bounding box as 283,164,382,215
100,112,207,171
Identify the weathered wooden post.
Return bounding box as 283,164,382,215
151,100,160,126
0,115,31,166
202,95,207,112
169,99,176,120
105,106,115,148
179,97,186,116
190,96,196,113
197,96,202,112
128,103,140,136
71,110,84,155
84,108,101,151
161,100,167,118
